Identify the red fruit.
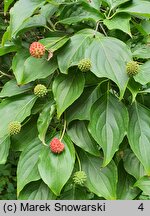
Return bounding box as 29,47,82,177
29,42,45,58
50,138,65,154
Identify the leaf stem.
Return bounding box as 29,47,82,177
21,117,31,127
60,118,67,141
107,80,110,92
41,140,49,147
107,8,112,18
0,71,14,79
75,151,82,171
107,11,117,20
47,19,56,31
93,21,100,37
0,12,9,15
99,23,108,36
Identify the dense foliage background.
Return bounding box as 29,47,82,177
0,0,150,200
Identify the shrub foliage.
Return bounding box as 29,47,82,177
0,0,150,200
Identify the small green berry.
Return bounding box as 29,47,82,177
34,84,47,97
8,121,21,135
78,58,91,72
73,171,87,185
126,61,139,76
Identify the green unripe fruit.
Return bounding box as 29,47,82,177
8,121,21,135
78,58,91,72
34,84,47,97
73,171,87,185
126,61,139,76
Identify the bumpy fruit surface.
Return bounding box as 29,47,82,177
50,138,65,154
8,121,21,135
126,61,139,76
34,84,47,97
78,58,91,72
73,171,87,185
29,42,45,58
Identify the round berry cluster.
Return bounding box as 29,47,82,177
50,138,65,154
73,171,87,185
8,121,21,135
29,42,45,58
34,84,48,97
126,61,139,76
78,58,92,72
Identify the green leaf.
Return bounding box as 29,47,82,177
85,37,132,98
20,56,57,85
131,20,148,36
134,176,150,196
4,0,15,13
81,1,103,16
38,135,75,196
67,120,100,157
17,138,42,195
58,2,103,25
87,0,102,10
52,70,85,118
0,17,7,31
40,3,58,19
1,26,11,45
0,43,17,56
66,85,102,123
12,50,30,84
104,0,130,9
14,14,46,38
10,0,45,37
132,45,150,59
18,180,56,200
88,93,128,166
57,29,101,74
11,117,38,152
80,150,117,200
104,13,131,36
0,79,33,98
117,0,150,18
0,95,36,138
12,49,57,85
46,0,64,5
123,149,146,180
138,193,150,200
134,61,150,85
60,185,90,200
40,36,70,52
127,78,141,103
117,160,140,200
127,102,150,175
140,88,150,94
37,101,55,145
0,135,10,164
141,20,150,35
